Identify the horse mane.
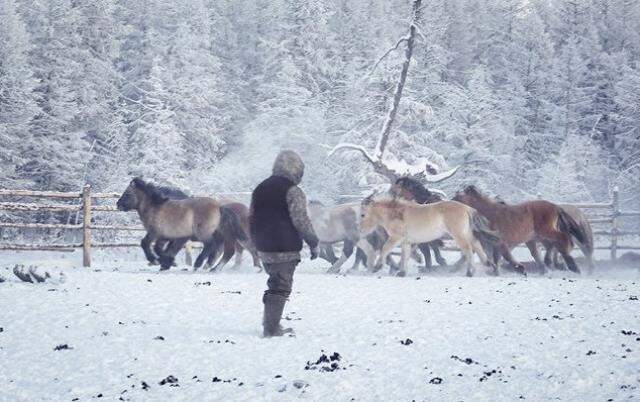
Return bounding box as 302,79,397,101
132,177,186,205
155,185,189,200
395,176,440,203
463,185,499,204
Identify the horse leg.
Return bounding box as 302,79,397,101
499,244,526,275
399,240,411,277
472,238,497,275
141,234,158,265
357,238,377,271
542,230,580,273
375,235,402,274
543,243,554,268
418,243,432,273
449,231,475,277
194,243,213,270
431,242,448,266
526,241,546,274
328,240,355,274
231,242,244,269
319,243,339,264
159,238,188,270
210,237,235,272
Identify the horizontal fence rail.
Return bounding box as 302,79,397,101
0,185,638,267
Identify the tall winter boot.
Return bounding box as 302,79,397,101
262,293,294,338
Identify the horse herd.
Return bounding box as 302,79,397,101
116,176,594,277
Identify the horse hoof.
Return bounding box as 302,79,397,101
148,261,159,266
396,271,406,277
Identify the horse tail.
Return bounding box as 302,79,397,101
469,210,501,245
557,208,587,250
219,206,247,242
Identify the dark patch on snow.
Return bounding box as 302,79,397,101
400,338,413,346
207,339,235,345
429,377,443,384
141,381,150,391
159,375,178,386
629,295,638,301
586,350,597,356
221,290,241,294
451,355,478,365
479,368,502,382
305,351,344,372
147,279,152,283
54,344,72,351
194,281,211,287
212,376,236,383
621,330,637,336
154,336,165,341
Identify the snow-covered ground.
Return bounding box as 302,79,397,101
0,250,639,401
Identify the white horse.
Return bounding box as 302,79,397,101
308,201,379,273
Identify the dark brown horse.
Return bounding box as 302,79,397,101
389,176,448,271
452,186,587,274
116,178,244,270
205,201,261,272
543,204,595,273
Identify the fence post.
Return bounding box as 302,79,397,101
610,186,619,260
82,185,91,267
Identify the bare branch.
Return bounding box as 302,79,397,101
328,143,378,165
422,166,460,183
366,36,409,78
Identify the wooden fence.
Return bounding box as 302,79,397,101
0,186,638,267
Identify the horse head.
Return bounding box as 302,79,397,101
392,176,438,204
117,177,172,211
117,177,145,211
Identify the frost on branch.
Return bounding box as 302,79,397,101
328,143,458,184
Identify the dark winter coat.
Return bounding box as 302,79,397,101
249,150,319,263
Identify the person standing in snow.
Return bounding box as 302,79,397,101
249,150,319,337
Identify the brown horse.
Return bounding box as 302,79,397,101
360,195,499,277
116,178,243,270
452,186,587,274
205,201,261,272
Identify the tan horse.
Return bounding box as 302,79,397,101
359,195,499,277
117,178,238,270
452,186,588,274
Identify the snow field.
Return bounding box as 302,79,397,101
0,253,638,401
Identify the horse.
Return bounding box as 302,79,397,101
452,186,588,274
138,185,191,266
359,195,499,277
116,177,245,270
543,204,595,273
390,176,449,270
204,201,261,272
308,200,365,273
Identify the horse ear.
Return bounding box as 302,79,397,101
132,177,144,188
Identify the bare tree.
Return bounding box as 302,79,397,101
330,0,459,184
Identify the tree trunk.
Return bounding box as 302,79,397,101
375,0,423,161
